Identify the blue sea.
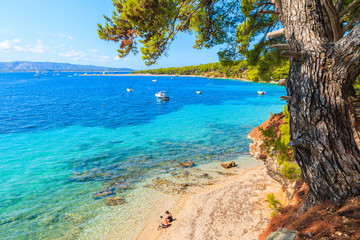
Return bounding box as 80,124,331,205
0,72,285,239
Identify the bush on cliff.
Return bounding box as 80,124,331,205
267,193,283,218
259,105,302,181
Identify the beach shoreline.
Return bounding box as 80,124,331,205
136,163,284,240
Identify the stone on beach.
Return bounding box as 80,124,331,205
265,227,298,240
105,196,125,206
221,161,236,168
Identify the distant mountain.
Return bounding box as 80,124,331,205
0,61,134,72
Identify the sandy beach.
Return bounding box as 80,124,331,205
137,164,284,240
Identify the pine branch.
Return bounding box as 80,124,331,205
339,0,360,17
321,0,343,41
343,16,360,33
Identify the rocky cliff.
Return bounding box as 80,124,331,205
248,112,298,202
251,114,360,240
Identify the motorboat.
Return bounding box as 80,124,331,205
127,88,133,92
155,91,170,100
258,89,266,95
152,79,157,82
195,91,202,94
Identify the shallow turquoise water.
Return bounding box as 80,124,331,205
0,73,285,239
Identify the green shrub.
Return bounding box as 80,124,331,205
353,75,360,95
259,106,302,181
267,193,282,217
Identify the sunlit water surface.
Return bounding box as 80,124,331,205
0,73,285,239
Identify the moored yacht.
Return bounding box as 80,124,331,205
257,89,266,95
155,91,170,100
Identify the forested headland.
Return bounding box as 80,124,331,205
134,59,289,83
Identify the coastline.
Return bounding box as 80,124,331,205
80,73,278,84
136,163,284,240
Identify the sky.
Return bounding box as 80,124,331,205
0,0,223,70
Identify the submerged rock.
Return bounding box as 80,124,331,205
199,173,212,179
105,196,125,206
93,189,115,199
216,171,236,176
146,178,191,194
221,161,236,168
178,161,194,168
108,181,132,192
171,170,190,178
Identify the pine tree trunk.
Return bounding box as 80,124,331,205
274,0,360,205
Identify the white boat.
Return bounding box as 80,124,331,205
196,91,202,94
258,89,266,95
155,91,170,100
152,79,157,82
127,88,133,92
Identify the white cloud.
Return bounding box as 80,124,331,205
38,32,74,40
0,40,11,50
28,40,46,53
57,33,73,40
93,55,110,62
59,49,88,61
0,39,52,54
0,28,16,35
0,39,25,52
114,55,131,61
13,46,25,52
89,49,99,53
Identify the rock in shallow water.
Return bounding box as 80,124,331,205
221,161,236,169
145,178,191,194
93,189,115,199
105,196,125,206
178,161,194,167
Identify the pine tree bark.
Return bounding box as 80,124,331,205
274,0,360,205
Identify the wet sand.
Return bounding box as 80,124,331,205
137,164,283,240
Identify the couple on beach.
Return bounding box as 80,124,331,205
157,210,173,230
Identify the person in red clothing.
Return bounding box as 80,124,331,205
156,216,169,230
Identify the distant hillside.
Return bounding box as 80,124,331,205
0,61,133,72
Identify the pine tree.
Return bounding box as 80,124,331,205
98,0,360,208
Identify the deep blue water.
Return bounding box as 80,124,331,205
0,72,286,239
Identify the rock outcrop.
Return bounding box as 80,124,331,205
247,112,297,202
248,112,284,163
265,228,298,240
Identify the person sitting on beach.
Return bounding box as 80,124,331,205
157,216,169,230
165,210,173,222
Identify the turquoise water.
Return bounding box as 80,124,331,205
0,73,285,239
